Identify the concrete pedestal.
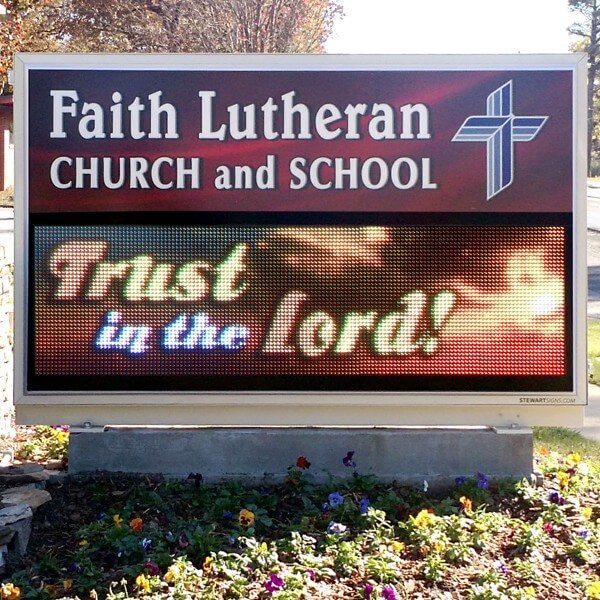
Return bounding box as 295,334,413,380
68,426,533,485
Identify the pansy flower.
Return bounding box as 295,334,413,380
493,560,507,576
363,583,374,599
382,585,398,600
577,528,591,540
343,451,357,468
413,509,436,528
239,508,255,527
113,514,123,528
477,472,490,490
130,517,143,532
0,583,20,600
135,574,151,593
264,573,284,592
459,496,473,512
327,521,347,534
203,556,214,574
296,456,311,469
67,562,82,574
542,521,554,534
164,564,181,583
143,561,159,576
359,497,370,514
548,490,566,505
328,491,344,507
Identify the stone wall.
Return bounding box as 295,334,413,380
0,211,13,437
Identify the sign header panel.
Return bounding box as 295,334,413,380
28,68,572,213
14,54,586,425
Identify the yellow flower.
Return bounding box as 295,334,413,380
432,539,446,554
413,509,436,528
390,541,405,553
129,517,143,532
113,514,123,528
566,452,582,466
582,507,593,519
587,581,600,599
557,471,570,488
135,574,151,593
164,564,181,584
0,583,20,599
62,580,73,591
203,555,214,574
43,585,57,597
78,539,88,546
459,496,473,512
238,508,255,527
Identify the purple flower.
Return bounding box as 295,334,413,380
363,583,374,599
264,573,284,592
178,531,189,548
577,528,591,540
343,451,357,468
548,491,566,505
327,521,347,534
454,475,467,486
321,502,330,512
493,560,507,576
328,491,344,508
359,497,370,514
67,562,82,573
141,537,152,551
477,472,490,490
222,510,233,520
382,585,398,600
305,569,315,581
143,561,159,576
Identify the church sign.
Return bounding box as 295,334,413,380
13,54,586,426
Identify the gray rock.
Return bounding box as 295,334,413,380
0,463,44,475
0,526,14,546
0,505,33,557
1,487,51,511
0,467,48,484
0,504,33,526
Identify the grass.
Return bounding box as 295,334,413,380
587,319,600,383
533,426,600,462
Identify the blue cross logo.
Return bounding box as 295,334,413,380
452,80,548,200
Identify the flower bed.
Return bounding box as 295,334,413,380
2,449,599,599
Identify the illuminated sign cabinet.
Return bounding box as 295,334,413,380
13,54,587,426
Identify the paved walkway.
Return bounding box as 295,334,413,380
581,384,600,443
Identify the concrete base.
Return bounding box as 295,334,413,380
68,426,533,485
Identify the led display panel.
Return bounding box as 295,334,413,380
13,54,586,424
32,221,569,391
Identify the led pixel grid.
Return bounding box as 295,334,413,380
31,224,569,391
